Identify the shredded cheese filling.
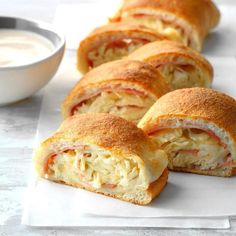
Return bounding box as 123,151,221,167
88,40,146,68
123,15,188,45
153,128,229,170
47,147,149,193
158,64,204,90
74,91,155,123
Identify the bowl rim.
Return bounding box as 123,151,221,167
0,15,66,71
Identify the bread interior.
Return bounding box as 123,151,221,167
120,13,189,46
87,38,149,68
157,63,208,90
72,90,155,123
152,128,232,171
45,145,150,194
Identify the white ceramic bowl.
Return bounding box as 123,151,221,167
0,16,65,105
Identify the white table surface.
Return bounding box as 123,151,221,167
1,0,236,235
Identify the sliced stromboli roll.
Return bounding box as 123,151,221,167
62,60,170,124
34,113,169,205
138,88,236,177
111,0,220,51
127,40,213,90
77,22,165,74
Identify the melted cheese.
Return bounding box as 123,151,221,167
158,64,203,90
47,147,150,193
154,129,228,170
88,41,145,68
75,91,155,123
123,16,188,45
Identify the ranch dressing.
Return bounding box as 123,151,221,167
0,29,54,67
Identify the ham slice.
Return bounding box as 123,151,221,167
102,183,117,189
147,126,227,148
87,37,151,68
217,154,233,168
113,104,144,110
70,87,147,115
45,153,57,172
44,145,89,172
105,38,150,50
155,62,195,72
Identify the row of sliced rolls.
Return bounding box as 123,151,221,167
33,88,236,206
77,0,220,73
110,0,220,52
33,0,234,206
64,40,213,124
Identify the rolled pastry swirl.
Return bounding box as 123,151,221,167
62,60,170,124
138,88,236,177
34,113,168,205
111,0,220,51
127,40,213,90
77,22,165,74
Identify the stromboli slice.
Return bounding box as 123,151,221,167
127,40,213,90
138,88,236,177
34,113,169,205
77,22,165,74
111,0,220,51
62,60,170,123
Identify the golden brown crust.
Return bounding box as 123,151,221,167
62,60,170,117
111,0,220,50
87,22,164,38
77,22,165,73
48,168,169,205
169,167,236,178
52,113,157,158
127,40,213,79
116,0,220,28
232,168,236,176
139,87,236,144
146,168,168,201
77,60,168,93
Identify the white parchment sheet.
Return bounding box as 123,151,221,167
22,54,235,228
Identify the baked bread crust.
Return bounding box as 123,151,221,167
138,88,236,176
170,167,236,178
34,113,169,205
111,0,220,51
88,22,164,38
127,40,213,89
53,168,169,205
77,22,165,73
139,88,236,140
62,60,170,118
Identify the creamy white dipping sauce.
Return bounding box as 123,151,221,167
0,29,54,67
